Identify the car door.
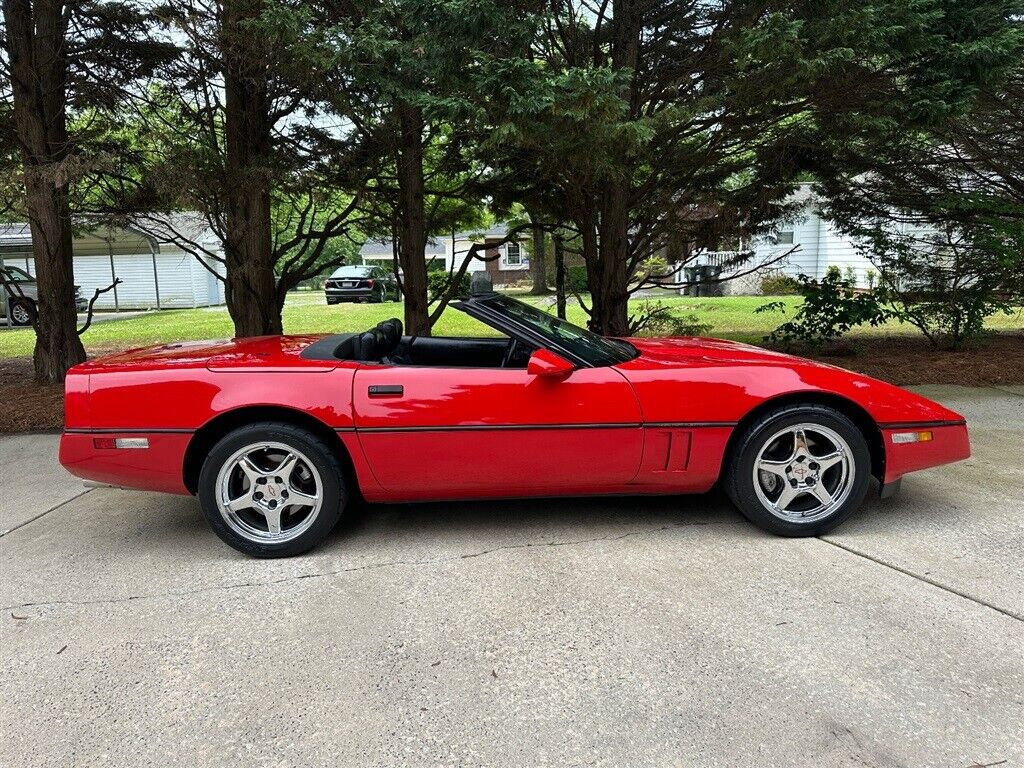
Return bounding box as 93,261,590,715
351,361,644,499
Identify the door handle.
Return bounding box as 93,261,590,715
368,384,403,397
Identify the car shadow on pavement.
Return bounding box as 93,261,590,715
96,475,966,562
327,486,745,548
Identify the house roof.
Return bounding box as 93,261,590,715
1,214,221,252
0,223,32,249
125,212,219,246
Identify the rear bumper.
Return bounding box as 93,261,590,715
325,288,376,302
59,431,192,495
881,421,970,485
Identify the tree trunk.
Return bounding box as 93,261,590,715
529,223,548,295
4,0,87,383
221,0,281,337
583,0,640,337
553,232,566,320
589,181,632,336
395,100,431,336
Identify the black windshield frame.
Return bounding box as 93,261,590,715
453,293,638,368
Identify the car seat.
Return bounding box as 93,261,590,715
376,318,405,363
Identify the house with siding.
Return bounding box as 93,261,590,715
358,225,531,285
0,216,225,310
692,183,884,294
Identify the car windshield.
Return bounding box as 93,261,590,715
332,266,373,278
481,294,637,367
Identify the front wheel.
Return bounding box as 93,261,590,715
8,298,35,327
724,405,871,537
198,422,347,557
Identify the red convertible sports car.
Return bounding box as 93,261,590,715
59,292,970,557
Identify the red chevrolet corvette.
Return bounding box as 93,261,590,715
59,293,969,557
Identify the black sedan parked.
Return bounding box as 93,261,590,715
324,265,397,304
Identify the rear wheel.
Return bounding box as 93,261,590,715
198,422,347,557
724,405,871,536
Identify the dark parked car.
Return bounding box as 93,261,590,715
1,265,87,326
324,265,397,304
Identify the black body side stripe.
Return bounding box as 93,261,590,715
341,421,736,434
64,427,195,435
877,419,966,430
65,422,740,436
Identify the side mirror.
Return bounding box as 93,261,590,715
527,348,574,379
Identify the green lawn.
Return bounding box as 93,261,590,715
0,291,1021,359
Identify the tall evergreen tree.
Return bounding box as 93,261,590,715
482,0,1023,335
100,0,373,337
323,0,539,335
1,0,173,381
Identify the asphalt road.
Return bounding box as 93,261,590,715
1,385,1022,767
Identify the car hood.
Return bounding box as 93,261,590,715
615,336,965,426
623,336,831,368
76,335,334,372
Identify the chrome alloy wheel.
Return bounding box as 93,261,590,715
10,302,31,325
215,441,323,544
752,423,855,522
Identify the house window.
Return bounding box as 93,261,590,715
777,230,795,245
505,242,522,266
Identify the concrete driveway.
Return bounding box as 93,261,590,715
1,386,1022,767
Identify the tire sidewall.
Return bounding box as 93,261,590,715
727,406,871,537
198,422,347,557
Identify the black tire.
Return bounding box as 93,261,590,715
723,404,871,537
8,298,36,327
198,422,347,557
372,286,386,303
326,297,338,305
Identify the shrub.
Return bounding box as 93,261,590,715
427,270,471,302
567,265,589,294
863,229,1016,350
766,270,891,349
629,301,713,337
759,273,801,296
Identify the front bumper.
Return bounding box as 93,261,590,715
881,421,970,485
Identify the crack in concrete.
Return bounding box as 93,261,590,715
0,489,92,539
2,519,733,613
820,536,1023,623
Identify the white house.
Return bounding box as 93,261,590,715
0,216,226,310
358,225,531,285
693,183,885,294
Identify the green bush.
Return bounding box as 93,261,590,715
862,229,1017,350
759,273,801,295
766,270,891,349
567,265,589,294
427,270,472,302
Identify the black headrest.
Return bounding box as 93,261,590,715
354,329,386,361
376,318,403,348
